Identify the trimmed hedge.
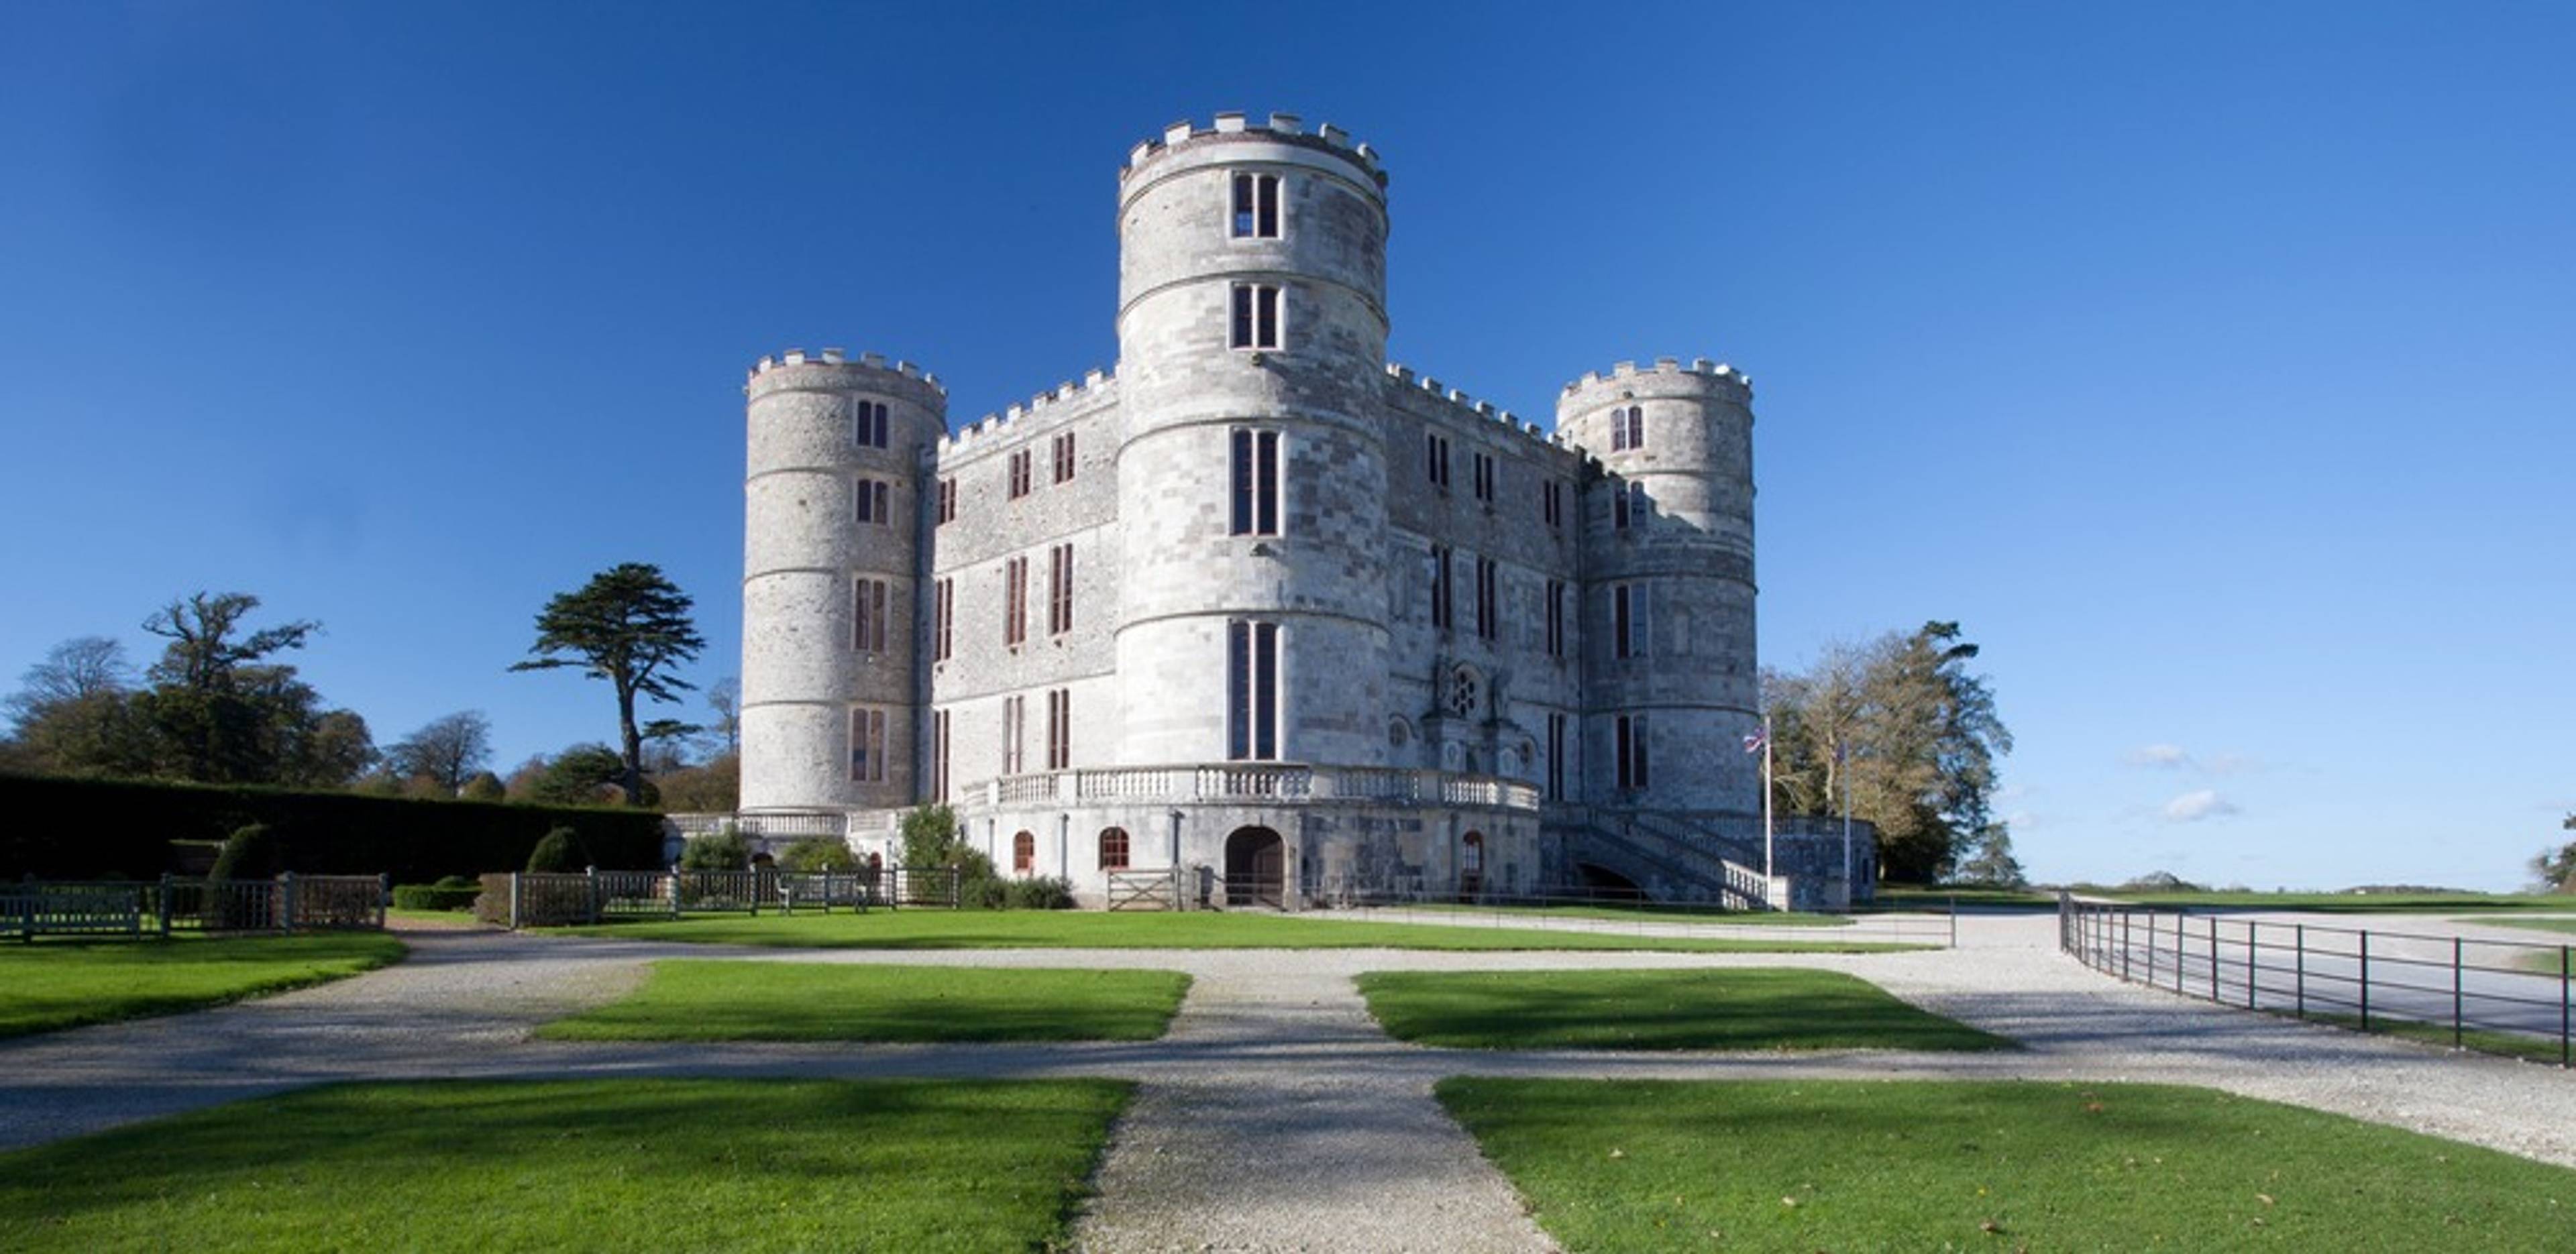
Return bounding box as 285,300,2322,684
0,773,666,882
392,878,483,911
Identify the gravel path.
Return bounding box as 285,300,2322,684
5,913,2576,1251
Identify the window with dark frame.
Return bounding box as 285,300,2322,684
1048,543,1074,635
848,706,886,783
936,477,957,525
931,709,950,800
1003,693,1025,774
852,578,888,653
1430,545,1454,630
1052,432,1076,484
1231,172,1280,239
1229,429,1280,536
1097,826,1130,870
932,578,954,662
1474,556,1498,641
1046,687,1069,770
1230,284,1280,349
1226,619,1280,761
1008,449,1032,499
1472,451,1495,503
855,477,890,526
1012,830,1034,874
1613,583,1647,659
1543,479,1564,528
1426,432,1450,488
853,399,890,449
1546,711,1568,801
1004,556,1028,647
1545,579,1566,658
1613,479,1646,530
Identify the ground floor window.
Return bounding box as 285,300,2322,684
1012,830,1035,875
1098,827,1130,871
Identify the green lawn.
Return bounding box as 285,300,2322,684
0,1078,1128,1253
2467,915,2576,937
1404,903,1854,926
540,960,1192,1042
548,910,1926,953
0,933,407,1039
1358,968,2006,1051
2303,1012,2570,1066
1438,1078,2576,1252
1872,885,2057,909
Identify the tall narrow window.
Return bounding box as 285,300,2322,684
1229,429,1280,536
1472,452,1495,503
1429,546,1454,630
848,707,886,783
1425,433,1450,488
1004,557,1028,647
1012,830,1034,875
852,578,888,653
1615,714,1650,789
1625,404,1646,450
1613,479,1646,530
1097,826,1130,871
1048,543,1074,635
1546,712,1568,801
1227,619,1280,761
1474,556,1499,641
1545,579,1566,658
1008,449,1032,499
1231,172,1280,238
853,400,890,449
932,709,951,800
1052,432,1077,484
1613,583,1648,659
1046,688,1070,770
932,578,954,663
1230,284,1281,349
854,477,889,525
936,477,957,525
1002,694,1026,774
1543,479,1564,529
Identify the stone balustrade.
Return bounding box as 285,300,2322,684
955,763,1542,813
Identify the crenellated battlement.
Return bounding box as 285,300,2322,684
746,348,945,396
937,365,1119,455
1122,111,1386,187
1383,363,1579,454
1562,356,1752,400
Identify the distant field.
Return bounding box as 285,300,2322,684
547,911,1925,953
1358,968,2008,1051
2467,915,2576,937
0,1078,1128,1253
1440,1078,2576,1253
0,933,406,1038
540,960,1191,1042
2089,891,2576,913
1870,885,2056,909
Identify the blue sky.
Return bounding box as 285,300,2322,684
2,2,2569,889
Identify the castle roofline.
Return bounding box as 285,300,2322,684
745,348,945,396
1123,111,1387,188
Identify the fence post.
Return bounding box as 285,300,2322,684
510,873,523,931
667,864,682,917
2121,910,2131,982
2209,915,2220,1003
586,866,601,925
2561,946,2569,1068
2295,925,2306,1019
378,873,390,929
2246,923,2259,1009
1947,898,1957,950
2359,930,2371,1031
158,873,174,938
2453,936,2464,1050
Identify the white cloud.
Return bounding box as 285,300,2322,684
2162,790,2239,823
2127,744,2192,768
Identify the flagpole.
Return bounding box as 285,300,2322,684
1839,738,1852,908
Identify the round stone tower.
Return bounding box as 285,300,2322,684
739,349,943,813
1111,113,1394,766
1561,358,1760,816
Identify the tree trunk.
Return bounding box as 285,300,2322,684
616,682,645,806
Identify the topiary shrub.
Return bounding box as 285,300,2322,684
679,828,753,871
525,826,590,873
777,836,857,872
209,823,284,880
391,882,482,911
1003,876,1076,910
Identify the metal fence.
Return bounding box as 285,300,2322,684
3,874,389,939
2060,895,2575,1066
490,866,962,928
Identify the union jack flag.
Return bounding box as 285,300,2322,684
1742,727,1768,754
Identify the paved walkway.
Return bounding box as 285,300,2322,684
6,913,2576,1251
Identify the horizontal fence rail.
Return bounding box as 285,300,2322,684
491,866,963,928
3,875,389,939
2060,895,2574,1066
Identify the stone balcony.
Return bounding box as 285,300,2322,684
956,763,1542,813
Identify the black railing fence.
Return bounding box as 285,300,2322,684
2060,895,2574,1066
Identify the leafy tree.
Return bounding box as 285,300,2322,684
459,771,508,803
520,744,639,807
900,804,964,866
115,591,376,787
5,636,131,722
3,637,152,777
2535,814,2576,893
655,753,739,813
1953,824,2027,889
777,835,857,872
385,711,493,796
679,828,753,870
1761,621,2012,883
511,564,705,806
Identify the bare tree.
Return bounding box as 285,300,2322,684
386,710,494,795
703,676,741,758
7,636,131,717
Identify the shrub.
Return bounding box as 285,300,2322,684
1003,876,1076,910
392,882,480,911
473,872,511,927
777,836,857,872
209,823,284,881
525,827,590,873
680,828,753,871
458,771,507,803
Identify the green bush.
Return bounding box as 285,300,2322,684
209,824,283,881
525,827,590,873
0,773,663,881
1002,876,1076,910
777,836,857,872
680,829,753,871
391,882,480,911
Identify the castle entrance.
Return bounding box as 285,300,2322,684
1224,826,1285,909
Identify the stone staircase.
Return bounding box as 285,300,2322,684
1560,812,1784,910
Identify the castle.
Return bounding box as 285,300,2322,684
735,113,1870,909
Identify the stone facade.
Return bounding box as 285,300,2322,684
736,113,1860,907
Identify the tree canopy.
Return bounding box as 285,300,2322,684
1761,621,2013,883
511,563,705,806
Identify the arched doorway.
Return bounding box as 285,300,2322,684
1459,831,1485,901
1224,826,1285,908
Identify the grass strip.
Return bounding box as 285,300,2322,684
0,1078,1128,1253
539,960,1191,1042
0,933,407,1039
548,910,1924,953
1399,903,1854,926
1438,1078,2576,1252
1359,968,2007,1051
2301,1011,2569,1065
